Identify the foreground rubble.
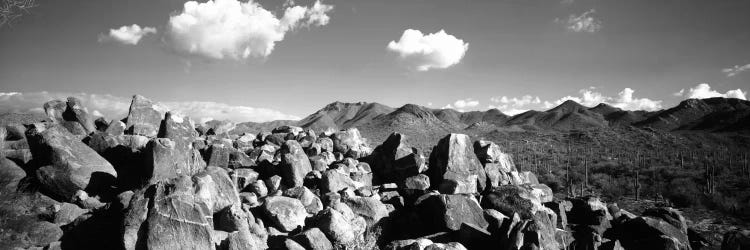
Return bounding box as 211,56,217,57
0,95,720,249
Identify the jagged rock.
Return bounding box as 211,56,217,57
229,150,254,168
43,100,67,121
283,186,323,214
321,169,363,193
331,128,372,158
309,155,328,172
24,221,64,247
250,180,269,198
265,175,282,194
316,208,356,244
404,174,430,190
231,168,259,191
215,204,248,232
262,196,307,232
544,200,571,229
125,95,165,137
481,185,545,219
368,132,427,184
0,157,25,191
145,138,206,185
316,137,334,153
567,196,611,234
64,97,96,134
642,207,688,235
280,140,313,188
146,177,214,250
26,124,117,201
208,143,231,169
106,120,126,136
342,195,389,227
193,166,241,213
53,203,88,225
284,238,306,250
417,194,488,232
427,133,487,194
617,216,691,250
473,141,516,171
293,228,333,250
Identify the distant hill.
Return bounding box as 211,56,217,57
296,101,395,132
634,97,750,132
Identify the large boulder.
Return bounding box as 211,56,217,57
64,97,97,134
262,196,307,232
293,228,333,250
316,208,356,244
122,175,217,250
26,124,117,201
321,169,363,193
367,132,427,184
144,137,206,185
417,194,488,232
125,95,165,137
331,128,372,158
280,140,313,188
617,216,691,250
193,166,240,213
427,134,487,194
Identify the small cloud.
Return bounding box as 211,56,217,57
674,83,747,100
491,87,663,114
387,29,469,71
427,102,433,106
166,0,333,60
560,0,575,5
557,9,602,33
443,98,479,112
722,64,750,77
98,24,157,45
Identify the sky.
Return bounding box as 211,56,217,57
1,0,749,122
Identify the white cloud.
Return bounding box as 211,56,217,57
387,29,469,71
98,24,157,45
0,92,299,123
674,83,747,100
489,87,663,114
443,98,479,112
166,0,333,60
722,64,750,77
558,9,602,33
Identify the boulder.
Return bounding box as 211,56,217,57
192,166,241,213
321,169,363,193
145,178,214,250
105,120,126,136
26,124,117,201
262,196,307,232
427,133,487,194
367,132,427,184
283,186,323,214
617,216,691,250
331,128,372,158
207,144,231,169
231,168,259,191
124,95,165,137
417,194,488,232
53,203,88,225
64,97,96,134
342,195,390,227
316,208,356,244
642,207,688,235
0,157,26,192
293,228,333,250
404,174,430,190
145,138,206,185
280,140,313,188
316,137,334,153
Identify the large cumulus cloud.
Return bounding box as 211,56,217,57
387,29,469,71
674,83,746,100
165,0,333,60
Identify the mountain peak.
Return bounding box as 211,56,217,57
549,99,586,113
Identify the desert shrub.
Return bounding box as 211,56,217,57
538,173,564,194
590,173,625,200
664,177,701,208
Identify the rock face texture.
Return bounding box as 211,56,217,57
427,133,487,194
0,95,723,250
26,124,117,201
125,95,164,137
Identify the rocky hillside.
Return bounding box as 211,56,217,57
2,94,748,250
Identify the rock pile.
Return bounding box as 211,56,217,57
0,95,715,249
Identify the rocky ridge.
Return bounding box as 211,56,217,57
0,95,742,250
